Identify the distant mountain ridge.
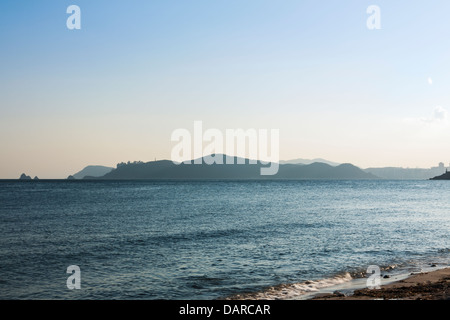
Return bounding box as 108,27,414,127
17,160,446,180
84,155,377,180
279,158,340,166
72,165,114,179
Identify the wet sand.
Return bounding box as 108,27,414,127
312,268,450,300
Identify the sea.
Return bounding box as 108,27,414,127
0,180,449,299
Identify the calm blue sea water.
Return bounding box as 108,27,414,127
0,180,449,299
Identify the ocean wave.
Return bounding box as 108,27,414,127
226,273,353,300
347,263,400,279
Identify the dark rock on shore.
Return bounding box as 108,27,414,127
333,290,345,297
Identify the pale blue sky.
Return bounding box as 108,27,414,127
1,1,450,178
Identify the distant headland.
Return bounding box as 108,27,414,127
430,170,450,180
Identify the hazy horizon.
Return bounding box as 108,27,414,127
2,1,450,178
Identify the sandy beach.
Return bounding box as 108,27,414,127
312,268,450,300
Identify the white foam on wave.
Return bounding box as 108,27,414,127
229,273,353,300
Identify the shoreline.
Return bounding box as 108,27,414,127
311,267,450,300
224,265,450,300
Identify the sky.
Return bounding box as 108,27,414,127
1,0,450,178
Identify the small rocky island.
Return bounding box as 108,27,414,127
19,173,39,180
19,173,32,180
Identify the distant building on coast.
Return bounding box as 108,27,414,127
429,162,450,180
431,162,449,172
